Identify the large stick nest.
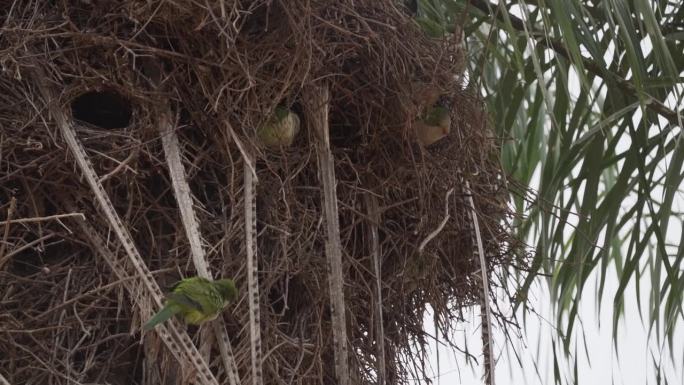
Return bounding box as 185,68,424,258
0,0,520,384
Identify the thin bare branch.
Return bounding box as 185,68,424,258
306,83,350,385
159,105,241,385
465,180,496,385
244,152,264,385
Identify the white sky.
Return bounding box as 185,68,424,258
418,265,684,385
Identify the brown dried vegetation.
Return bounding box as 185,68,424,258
0,1,518,384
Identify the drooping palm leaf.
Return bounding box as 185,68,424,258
414,0,684,382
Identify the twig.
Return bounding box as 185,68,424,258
306,83,350,385
98,150,138,183
36,273,169,319
159,120,211,262
418,188,455,254
244,152,264,385
0,212,85,226
464,180,496,385
0,197,17,271
0,233,55,267
365,194,386,385
0,365,11,385
226,120,258,183
159,104,241,385
417,186,455,385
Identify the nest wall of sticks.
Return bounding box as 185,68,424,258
0,1,518,384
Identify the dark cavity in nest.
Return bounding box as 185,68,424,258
71,90,132,129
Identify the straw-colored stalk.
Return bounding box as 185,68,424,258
306,84,350,385
365,194,386,385
465,180,496,385
159,108,241,385
244,151,264,385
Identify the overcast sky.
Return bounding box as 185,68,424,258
417,266,683,385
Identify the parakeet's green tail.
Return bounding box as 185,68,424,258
143,305,178,331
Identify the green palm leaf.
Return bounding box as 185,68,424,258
415,0,684,383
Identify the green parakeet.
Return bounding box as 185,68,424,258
143,277,238,330
415,105,451,146
257,106,301,148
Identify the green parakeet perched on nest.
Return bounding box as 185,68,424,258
415,105,451,146
143,277,238,330
257,106,301,148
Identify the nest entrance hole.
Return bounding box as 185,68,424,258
71,90,132,129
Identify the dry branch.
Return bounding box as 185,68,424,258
306,83,350,385
0,213,84,226
0,371,10,385
0,197,17,271
244,152,264,385
465,180,496,385
159,107,241,385
366,194,387,385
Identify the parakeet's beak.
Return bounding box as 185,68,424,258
257,107,301,148
214,279,238,303
415,106,451,146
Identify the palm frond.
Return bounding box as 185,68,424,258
419,0,684,382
